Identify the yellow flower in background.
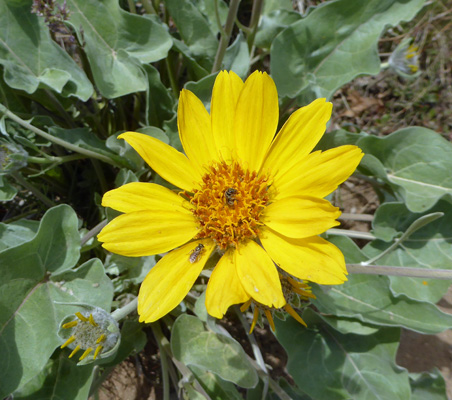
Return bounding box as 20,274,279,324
98,70,363,324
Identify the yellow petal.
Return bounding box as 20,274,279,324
205,249,249,318
261,99,332,179
234,241,285,308
118,132,201,192
264,196,341,239
102,182,190,213
234,71,279,171
138,240,216,322
210,70,244,162
260,227,347,285
98,210,198,257
178,89,218,172
275,145,364,200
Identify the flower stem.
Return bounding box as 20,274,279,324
111,297,138,321
246,0,264,50
91,159,109,194
211,0,241,73
327,228,376,240
44,89,77,128
214,0,227,37
165,54,179,97
348,264,452,280
27,154,86,165
361,211,443,266
141,0,157,14
234,306,269,399
152,322,211,399
127,0,136,13
11,171,56,208
0,104,123,168
338,213,374,222
81,219,108,246
151,323,170,400
234,306,267,372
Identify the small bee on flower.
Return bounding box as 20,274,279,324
224,187,238,206
189,243,205,263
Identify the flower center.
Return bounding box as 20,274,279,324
188,161,271,250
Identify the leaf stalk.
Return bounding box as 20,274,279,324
211,0,241,73
0,104,123,168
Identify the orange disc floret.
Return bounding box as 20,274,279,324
188,161,271,250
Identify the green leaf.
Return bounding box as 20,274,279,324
49,126,131,168
12,355,94,400
0,2,93,100
262,0,293,14
313,312,380,336
171,314,258,389
410,369,448,400
165,0,218,70
104,253,155,293
223,32,250,79
193,291,208,322
255,9,301,49
61,0,172,98
0,219,39,251
143,64,175,127
193,0,229,35
0,205,112,397
314,274,452,334
0,175,17,201
190,365,243,400
106,133,145,171
275,315,410,400
0,73,29,114
172,39,210,81
101,320,146,367
185,73,217,109
364,201,452,303
52,258,114,311
11,204,80,274
271,0,425,100
357,127,452,212
319,236,452,334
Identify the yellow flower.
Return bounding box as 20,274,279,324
98,70,363,324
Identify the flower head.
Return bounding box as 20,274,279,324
59,308,120,363
388,38,421,77
98,70,363,324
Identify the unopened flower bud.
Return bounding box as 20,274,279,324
58,307,120,364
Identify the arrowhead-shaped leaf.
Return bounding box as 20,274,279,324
0,2,93,100
271,0,425,100
275,312,411,400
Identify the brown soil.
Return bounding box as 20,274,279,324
397,286,452,398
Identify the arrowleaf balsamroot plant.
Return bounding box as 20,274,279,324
2,0,452,399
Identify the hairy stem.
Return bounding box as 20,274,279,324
348,264,452,280
246,0,264,50
0,104,123,168
211,0,241,73
11,171,56,208
81,219,108,246
111,297,138,321
234,306,269,400
327,228,376,240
